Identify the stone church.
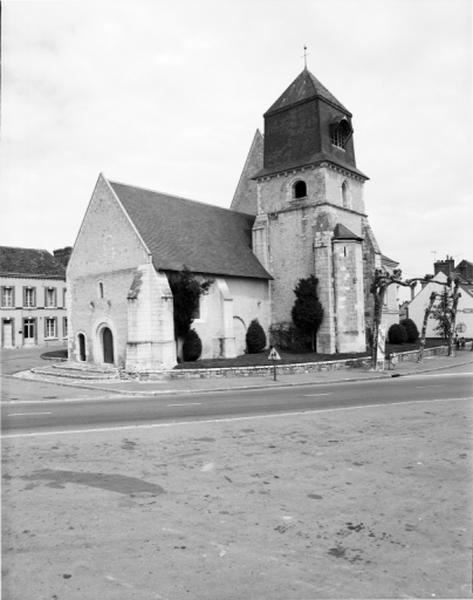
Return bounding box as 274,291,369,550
68,67,392,371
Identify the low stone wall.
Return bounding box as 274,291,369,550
390,345,449,364
133,344,452,380
166,356,372,380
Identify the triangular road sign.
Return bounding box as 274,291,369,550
268,347,281,361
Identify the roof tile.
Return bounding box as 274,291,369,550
109,181,271,280
0,246,65,278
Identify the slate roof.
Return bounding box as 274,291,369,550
381,254,399,267
255,152,368,180
109,180,271,280
0,246,65,278
265,68,350,116
230,129,263,216
460,282,473,298
332,223,363,241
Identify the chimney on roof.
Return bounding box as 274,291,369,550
53,246,72,267
434,255,455,277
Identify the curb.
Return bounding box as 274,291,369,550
85,357,473,396
9,357,473,398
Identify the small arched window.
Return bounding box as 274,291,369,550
293,180,307,199
341,181,350,208
98,281,104,298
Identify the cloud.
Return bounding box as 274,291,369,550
0,0,471,281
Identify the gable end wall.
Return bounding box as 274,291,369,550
67,176,150,367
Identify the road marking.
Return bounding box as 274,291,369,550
7,411,52,417
408,372,473,379
415,385,444,389
1,395,131,405
2,396,471,439
302,393,332,397
167,402,202,407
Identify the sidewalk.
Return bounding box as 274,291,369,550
10,351,473,398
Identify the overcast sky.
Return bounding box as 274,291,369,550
1,0,471,281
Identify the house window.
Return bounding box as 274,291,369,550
63,288,67,308
45,317,57,339
63,317,68,337
330,119,352,149
45,287,57,308
1,286,14,307
293,180,307,199
23,318,35,339
98,281,104,298
23,287,36,308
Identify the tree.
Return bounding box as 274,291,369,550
370,269,461,368
431,289,451,339
430,278,461,355
246,319,266,354
167,266,212,339
417,291,437,363
370,269,435,368
291,276,324,352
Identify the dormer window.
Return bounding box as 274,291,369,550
293,180,307,199
330,118,352,149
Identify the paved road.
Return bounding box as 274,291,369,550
2,369,471,435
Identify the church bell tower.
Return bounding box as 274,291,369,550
251,67,371,353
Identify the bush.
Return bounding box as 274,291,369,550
400,318,419,343
182,329,202,361
269,321,311,352
388,323,408,344
246,319,267,354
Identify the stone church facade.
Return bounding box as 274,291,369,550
68,67,391,371
233,68,385,354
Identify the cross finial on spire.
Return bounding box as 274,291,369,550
302,44,310,69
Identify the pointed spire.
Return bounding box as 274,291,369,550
302,45,309,70
265,68,350,116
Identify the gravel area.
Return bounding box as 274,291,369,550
2,397,472,599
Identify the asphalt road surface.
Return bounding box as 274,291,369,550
2,370,472,435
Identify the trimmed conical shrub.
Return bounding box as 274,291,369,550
400,318,419,343
388,323,408,344
246,319,266,354
182,329,202,361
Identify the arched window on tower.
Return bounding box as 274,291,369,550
293,180,307,199
341,181,350,209
330,118,352,149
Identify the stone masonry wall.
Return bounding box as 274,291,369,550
332,240,365,352
256,165,367,342
67,174,150,367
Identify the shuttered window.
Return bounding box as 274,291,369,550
1,287,14,307
23,287,36,308
45,317,57,338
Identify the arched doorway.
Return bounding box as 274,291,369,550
78,333,86,361
102,327,114,364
